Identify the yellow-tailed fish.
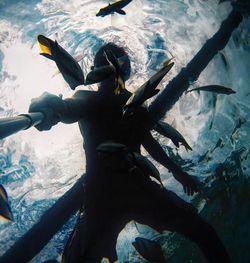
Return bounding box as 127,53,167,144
37,34,85,90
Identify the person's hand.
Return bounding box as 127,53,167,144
177,172,199,196
28,92,62,131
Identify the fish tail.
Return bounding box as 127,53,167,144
37,35,53,57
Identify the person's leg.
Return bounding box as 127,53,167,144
131,183,231,263
160,210,232,263
62,214,86,263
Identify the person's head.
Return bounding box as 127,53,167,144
94,43,131,93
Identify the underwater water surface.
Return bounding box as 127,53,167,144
0,0,250,262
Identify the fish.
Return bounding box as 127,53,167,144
186,85,236,95
219,52,229,70
37,35,85,90
85,55,129,85
132,237,165,263
96,141,128,153
85,65,116,85
96,0,133,17
132,153,164,188
154,121,192,151
0,184,13,221
123,60,174,116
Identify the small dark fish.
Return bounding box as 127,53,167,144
0,184,13,221
186,85,236,95
96,0,133,17
132,237,165,263
85,65,116,85
211,138,225,153
219,52,229,70
230,118,246,143
85,55,128,85
37,35,85,90
124,60,174,116
132,152,164,187
96,141,128,153
154,121,192,151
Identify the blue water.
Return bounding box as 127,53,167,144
0,0,250,262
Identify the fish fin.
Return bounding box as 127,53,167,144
37,35,53,56
230,89,236,94
0,207,13,221
74,54,84,63
150,175,164,188
101,258,111,263
172,139,180,148
114,77,125,95
115,9,126,15
53,40,61,55
0,185,8,201
51,70,60,78
163,57,174,67
0,215,11,222
182,142,193,151
40,53,54,61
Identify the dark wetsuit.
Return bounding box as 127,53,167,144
30,90,231,263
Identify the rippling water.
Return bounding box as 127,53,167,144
0,0,250,262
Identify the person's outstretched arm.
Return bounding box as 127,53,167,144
142,131,199,195
28,91,93,131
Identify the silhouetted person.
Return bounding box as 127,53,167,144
29,43,231,263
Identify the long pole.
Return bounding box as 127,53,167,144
0,113,44,140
